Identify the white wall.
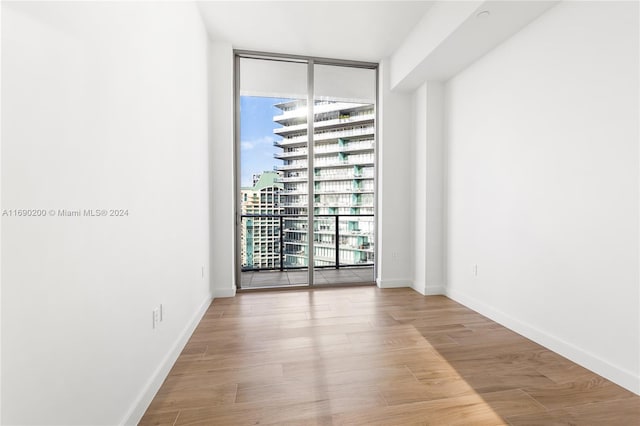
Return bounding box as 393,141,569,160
208,41,236,298
445,1,639,393
390,0,482,90
413,85,428,293
391,1,559,91
1,2,212,424
0,5,4,421
377,59,414,288
412,82,445,296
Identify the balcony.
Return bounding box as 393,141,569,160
274,134,308,147
314,140,375,155
274,125,375,147
273,102,370,124
281,200,308,207
314,126,375,142
275,176,308,183
274,149,308,159
282,187,308,194
273,113,375,137
314,158,375,168
240,266,374,288
274,163,307,171
314,188,374,195
313,171,374,181
240,214,375,274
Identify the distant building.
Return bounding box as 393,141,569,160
240,171,283,269
273,99,375,268
251,173,262,187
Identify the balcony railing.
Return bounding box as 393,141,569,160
313,171,374,181
275,125,375,146
273,102,370,123
275,159,375,172
240,214,374,272
274,149,308,159
273,114,375,137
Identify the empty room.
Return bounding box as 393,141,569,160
1,1,639,425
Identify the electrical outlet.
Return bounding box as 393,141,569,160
159,304,164,322
152,308,160,329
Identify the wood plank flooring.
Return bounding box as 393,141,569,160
140,287,640,425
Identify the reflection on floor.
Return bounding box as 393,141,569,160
241,266,374,288
140,287,640,425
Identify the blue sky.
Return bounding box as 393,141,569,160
240,96,290,187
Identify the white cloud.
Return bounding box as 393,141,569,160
240,136,276,151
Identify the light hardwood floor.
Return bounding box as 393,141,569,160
140,287,640,425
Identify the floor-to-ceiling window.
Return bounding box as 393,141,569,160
236,52,377,289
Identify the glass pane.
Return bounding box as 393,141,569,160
239,58,308,289
313,64,376,285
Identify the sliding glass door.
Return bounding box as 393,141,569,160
236,53,377,289
312,64,376,285
237,57,309,289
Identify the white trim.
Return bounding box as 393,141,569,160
213,287,237,298
377,278,412,288
411,281,426,295
410,281,446,296
446,288,640,395
122,293,213,425
425,284,446,296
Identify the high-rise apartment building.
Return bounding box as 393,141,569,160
273,100,375,268
240,171,283,269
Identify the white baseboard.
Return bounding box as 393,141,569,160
377,278,412,289
411,281,427,295
411,281,446,296
446,288,640,396
213,286,236,298
425,284,446,295
122,293,213,425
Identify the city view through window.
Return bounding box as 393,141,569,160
238,58,376,288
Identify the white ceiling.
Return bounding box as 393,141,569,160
197,1,434,62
